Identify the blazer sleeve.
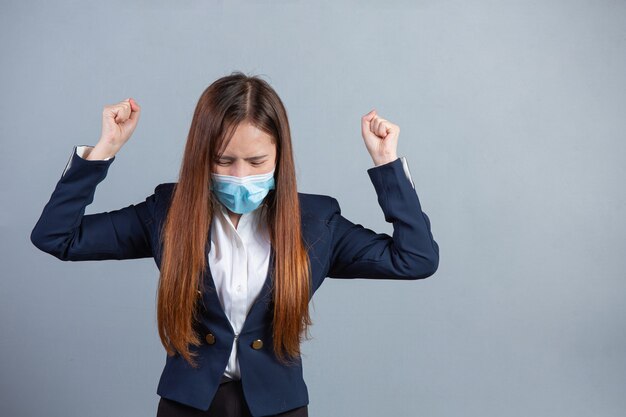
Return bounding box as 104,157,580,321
326,157,439,280
30,145,157,261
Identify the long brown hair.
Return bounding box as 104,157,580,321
156,71,312,368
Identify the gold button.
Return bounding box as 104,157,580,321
251,339,263,350
205,333,216,345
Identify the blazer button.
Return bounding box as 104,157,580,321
205,333,216,345
251,339,263,350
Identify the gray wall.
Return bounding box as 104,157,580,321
2,1,625,416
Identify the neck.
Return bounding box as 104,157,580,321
226,209,242,230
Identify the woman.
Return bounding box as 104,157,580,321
30,72,440,417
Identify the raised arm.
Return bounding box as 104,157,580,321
326,109,439,279
30,97,156,261
30,145,158,261
327,156,439,279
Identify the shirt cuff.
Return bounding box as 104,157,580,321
399,156,415,189
62,145,113,177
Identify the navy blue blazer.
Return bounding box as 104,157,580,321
31,147,440,416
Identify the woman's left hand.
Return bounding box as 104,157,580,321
361,109,400,166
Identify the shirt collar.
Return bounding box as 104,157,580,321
215,199,263,231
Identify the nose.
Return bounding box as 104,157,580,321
227,163,251,178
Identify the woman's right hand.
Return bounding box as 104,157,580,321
87,98,141,160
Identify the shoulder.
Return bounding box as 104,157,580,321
155,182,177,196
297,191,332,204
144,182,177,218
297,192,338,221
152,182,177,205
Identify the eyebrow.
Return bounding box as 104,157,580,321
218,154,269,161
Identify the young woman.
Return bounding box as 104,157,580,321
31,72,440,417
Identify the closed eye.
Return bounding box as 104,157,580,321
217,161,265,166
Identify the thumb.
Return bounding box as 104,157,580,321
128,97,141,122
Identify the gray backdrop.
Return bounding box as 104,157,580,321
2,1,625,416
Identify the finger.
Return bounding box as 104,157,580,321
104,104,121,122
361,109,377,136
372,116,383,133
370,116,378,135
114,101,132,123
378,121,391,137
113,106,125,123
372,116,384,136
122,99,132,118
128,98,141,122
129,97,140,112
362,109,376,122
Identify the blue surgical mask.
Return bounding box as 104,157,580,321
210,167,276,214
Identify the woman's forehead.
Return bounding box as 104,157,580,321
221,132,275,157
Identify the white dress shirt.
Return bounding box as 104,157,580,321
208,198,273,379
64,145,417,379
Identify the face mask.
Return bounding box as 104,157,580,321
210,167,276,214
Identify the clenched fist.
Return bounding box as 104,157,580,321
361,109,400,167
86,98,141,160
